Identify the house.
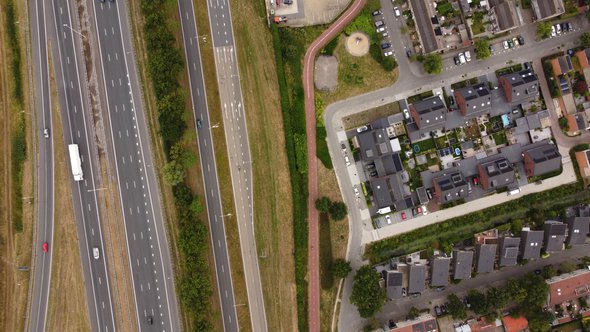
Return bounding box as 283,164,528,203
409,0,444,54
574,49,590,84
546,269,590,306
410,96,447,130
477,156,515,190
453,250,474,280
519,228,544,259
385,270,404,300
454,83,492,119
566,205,590,245
499,69,539,104
431,257,451,287
575,148,590,185
408,264,427,294
565,113,588,135
369,174,411,209
357,128,395,162
433,170,469,203
489,0,520,33
386,313,438,332
522,143,562,177
531,0,565,21
551,55,573,77
475,244,497,273
498,236,521,266
543,220,568,252
502,315,529,332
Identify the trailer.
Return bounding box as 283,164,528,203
68,144,84,181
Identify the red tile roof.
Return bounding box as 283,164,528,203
502,315,528,332
547,269,590,305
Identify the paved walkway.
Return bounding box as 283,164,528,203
302,0,366,330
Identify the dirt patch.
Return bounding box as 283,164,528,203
320,34,398,106
317,162,349,332
345,32,369,57
46,56,90,330
343,101,401,130
315,55,339,92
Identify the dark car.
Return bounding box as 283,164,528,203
454,56,460,65
369,171,378,177
365,163,376,170
517,35,524,45
381,43,391,49
372,9,383,16
283,0,293,4
406,50,412,58
449,96,455,105
561,23,568,32
435,306,442,316
147,316,153,325
197,119,202,129
566,22,573,31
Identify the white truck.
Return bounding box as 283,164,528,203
68,144,84,181
377,207,392,215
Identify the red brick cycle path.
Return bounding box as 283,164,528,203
302,0,366,330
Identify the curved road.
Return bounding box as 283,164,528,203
27,0,55,330
302,0,366,330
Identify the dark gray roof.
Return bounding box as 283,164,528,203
559,75,570,94
434,170,470,203
431,257,451,286
499,236,521,266
456,83,492,117
524,143,562,177
566,216,590,245
453,250,473,280
409,0,441,53
357,128,393,162
370,174,407,209
411,96,447,130
417,186,429,205
532,0,564,19
475,244,497,273
386,271,404,299
374,152,404,177
520,229,544,259
543,220,567,252
478,156,515,189
501,69,539,104
408,265,427,293
526,113,542,130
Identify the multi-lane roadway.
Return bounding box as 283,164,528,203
89,0,180,329
45,0,116,330
27,0,54,330
176,0,239,330
206,0,268,330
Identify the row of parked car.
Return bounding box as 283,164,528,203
372,8,397,57
502,35,525,50
453,51,472,65
551,22,574,37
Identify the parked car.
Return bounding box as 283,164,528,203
449,96,455,105
401,211,407,220
385,215,392,225
566,22,573,31
356,125,369,133
372,9,383,16
376,26,385,33
458,53,466,64
472,177,478,185
382,32,389,37
507,39,514,48
344,156,351,166
341,143,347,152
365,163,375,170
374,20,384,27
517,35,525,45
369,171,378,177
354,187,360,197
406,50,412,58
402,288,407,296
381,42,391,49
512,37,519,46
384,50,394,57
503,40,509,50
394,7,401,17
422,205,428,215
417,206,422,214
551,25,557,37
454,56,460,65
435,306,442,316
403,109,410,119
464,50,471,62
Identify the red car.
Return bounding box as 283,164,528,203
417,207,422,214
401,212,407,220
473,177,478,186
42,242,48,253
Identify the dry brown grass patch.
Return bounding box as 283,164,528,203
342,101,401,130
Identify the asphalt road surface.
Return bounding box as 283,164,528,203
27,0,55,330
176,0,241,330
45,0,116,330
90,0,180,330
206,0,268,330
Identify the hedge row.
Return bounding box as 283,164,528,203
271,25,310,331
365,183,590,264
5,0,26,232
139,0,211,329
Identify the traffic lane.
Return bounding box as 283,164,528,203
208,2,235,47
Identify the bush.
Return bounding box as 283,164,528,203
329,201,348,220
423,53,443,74
350,266,386,318
315,197,331,213
332,259,352,279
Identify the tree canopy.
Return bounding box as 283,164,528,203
423,53,443,74
468,289,489,315
315,197,331,214
447,294,467,319
581,32,590,48
332,259,352,279
350,265,386,318
537,22,552,39
329,201,348,221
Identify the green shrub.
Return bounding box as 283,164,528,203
316,126,333,169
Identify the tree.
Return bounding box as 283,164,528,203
510,219,523,235
423,53,443,74
350,265,386,318
468,289,489,315
581,32,590,48
332,259,352,279
537,22,552,39
315,197,331,214
382,56,398,71
474,39,491,59
520,273,550,307
163,160,185,186
560,262,576,273
407,306,421,320
487,287,509,312
574,80,588,95
542,265,557,279
505,278,527,304
329,201,348,221
447,294,467,319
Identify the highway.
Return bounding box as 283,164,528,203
206,0,268,330
45,0,116,330
89,0,180,329
27,0,54,330
176,0,239,330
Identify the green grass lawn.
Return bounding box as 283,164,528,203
413,138,436,154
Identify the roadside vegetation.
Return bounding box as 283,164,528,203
137,0,212,329
365,183,590,263
421,53,443,75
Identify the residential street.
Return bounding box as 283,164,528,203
322,13,590,332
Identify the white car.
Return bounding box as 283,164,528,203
458,53,466,64
555,24,561,34
503,40,509,49
551,25,557,37
43,128,50,139
421,205,428,215
403,109,410,119
464,51,472,62
385,215,392,225
356,125,369,133
376,26,385,33
344,156,351,166
394,7,401,17
384,50,393,57
354,187,360,197
93,247,100,260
